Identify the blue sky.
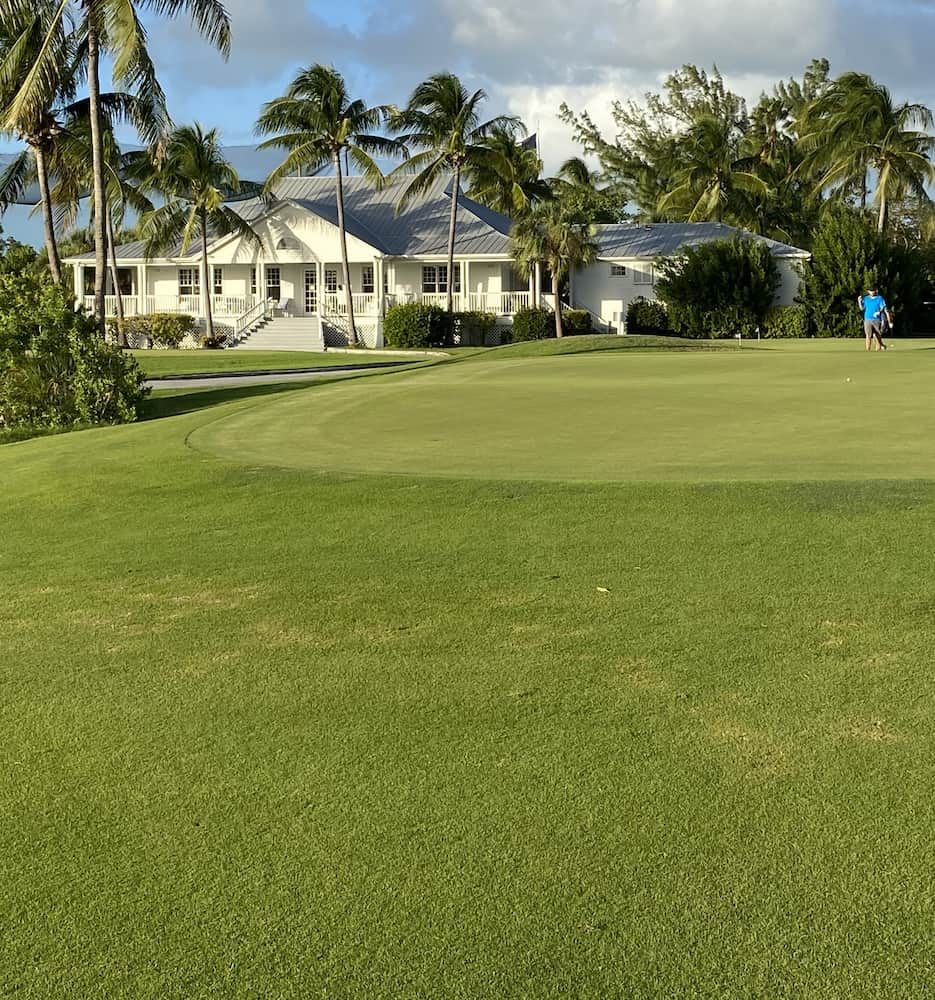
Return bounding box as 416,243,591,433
4,0,935,244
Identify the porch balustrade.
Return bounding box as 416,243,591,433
83,290,532,319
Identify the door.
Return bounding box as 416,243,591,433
304,268,317,313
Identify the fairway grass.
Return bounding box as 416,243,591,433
4,341,935,998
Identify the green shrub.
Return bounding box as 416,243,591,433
450,310,497,347
626,297,670,335
110,313,197,349
384,302,449,348
655,238,779,338
761,305,808,339
798,206,928,337
512,306,554,342
1,297,148,430
562,310,593,336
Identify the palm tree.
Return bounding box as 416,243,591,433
135,124,262,345
49,102,155,325
657,114,769,225
256,64,402,347
0,0,230,330
511,199,598,339
464,127,549,216
390,72,521,313
0,5,77,283
799,72,935,232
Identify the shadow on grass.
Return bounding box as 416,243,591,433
141,380,320,421
141,363,421,422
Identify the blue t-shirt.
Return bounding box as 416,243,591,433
863,294,886,320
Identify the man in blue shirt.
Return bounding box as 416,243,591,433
858,286,892,351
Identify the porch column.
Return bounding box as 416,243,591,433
527,268,534,306
534,261,542,307
259,259,266,305
376,256,385,316
73,263,82,309
317,261,323,311
139,263,147,314
463,260,470,311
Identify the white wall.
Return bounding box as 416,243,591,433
572,259,657,327
574,255,807,324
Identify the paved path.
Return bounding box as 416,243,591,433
145,360,419,391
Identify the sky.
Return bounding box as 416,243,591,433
4,0,935,244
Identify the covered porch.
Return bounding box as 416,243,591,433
73,256,541,322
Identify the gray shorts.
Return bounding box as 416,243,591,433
864,319,882,337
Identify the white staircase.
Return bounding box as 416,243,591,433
229,314,324,351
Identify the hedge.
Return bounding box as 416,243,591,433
761,305,808,339
111,313,197,349
626,297,669,335
383,302,449,348
512,307,554,342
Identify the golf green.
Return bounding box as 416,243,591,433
192,340,935,481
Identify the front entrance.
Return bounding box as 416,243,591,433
304,268,318,313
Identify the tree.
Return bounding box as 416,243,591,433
135,124,262,345
657,113,769,225
560,65,749,223
47,97,155,326
548,157,625,224
0,0,230,331
0,5,77,283
464,127,549,216
654,238,779,338
256,64,401,347
510,199,597,339
390,72,521,313
798,205,926,337
799,72,935,232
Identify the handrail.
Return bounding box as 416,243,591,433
232,297,273,345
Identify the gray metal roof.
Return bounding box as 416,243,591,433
594,222,809,259
66,174,514,262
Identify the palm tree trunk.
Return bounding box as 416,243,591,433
446,162,460,314
201,210,214,344
33,144,62,285
87,23,108,334
877,194,888,234
107,208,126,335
334,151,358,347
553,267,564,339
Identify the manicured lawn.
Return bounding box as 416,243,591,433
133,348,433,378
4,340,935,998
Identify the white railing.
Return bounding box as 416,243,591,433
143,294,202,315
385,291,531,314
231,297,273,345
84,295,144,317
321,292,379,316
212,295,251,316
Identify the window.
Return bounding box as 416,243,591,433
422,264,460,293
266,266,281,301
361,264,374,294
178,267,200,296
610,264,627,276
325,269,338,293
250,267,257,296
213,267,223,296
633,264,655,285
